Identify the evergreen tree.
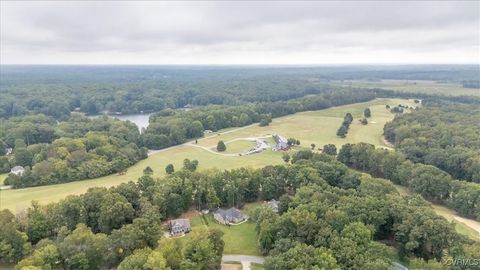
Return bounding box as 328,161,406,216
165,164,175,174
364,108,371,118
337,125,348,138
216,141,226,152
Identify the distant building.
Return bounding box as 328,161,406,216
214,207,246,225
169,219,191,236
244,140,269,155
10,166,25,176
267,199,279,213
272,134,289,151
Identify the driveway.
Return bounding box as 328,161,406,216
222,255,265,270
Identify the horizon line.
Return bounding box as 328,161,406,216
1,63,479,66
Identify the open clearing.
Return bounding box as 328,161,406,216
190,213,260,256
333,79,480,97
187,202,262,256
0,98,415,212
223,140,258,154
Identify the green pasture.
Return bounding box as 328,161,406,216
0,98,414,212
223,140,257,154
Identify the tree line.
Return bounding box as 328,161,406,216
336,113,353,138
1,150,478,269
142,89,376,149
384,103,480,182
2,65,478,119
337,143,480,221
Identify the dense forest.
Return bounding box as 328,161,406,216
1,65,478,119
0,114,147,187
337,143,480,221
1,151,477,269
384,103,480,182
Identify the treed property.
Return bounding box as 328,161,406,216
1,65,480,270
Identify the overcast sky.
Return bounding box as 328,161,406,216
1,1,479,65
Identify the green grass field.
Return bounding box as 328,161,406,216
190,214,260,256
223,140,257,154
0,174,7,186
251,264,265,270
334,79,480,97
0,98,415,212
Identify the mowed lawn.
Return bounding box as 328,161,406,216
0,173,7,185
190,214,260,256
223,140,257,154
1,98,414,212
198,98,415,150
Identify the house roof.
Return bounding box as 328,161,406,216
215,207,244,220
11,166,25,172
273,134,288,143
268,199,279,212
170,218,191,229
268,199,278,208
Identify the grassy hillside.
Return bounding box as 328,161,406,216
0,98,415,212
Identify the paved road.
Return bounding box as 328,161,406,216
222,255,265,270
392,262,408,270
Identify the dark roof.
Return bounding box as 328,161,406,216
170,218,191,229
216,207,244,219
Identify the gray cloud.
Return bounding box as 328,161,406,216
1,1,479,64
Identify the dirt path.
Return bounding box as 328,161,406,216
454,216,480,235
185,143,240,157
382,137,395,148
147,125,262,157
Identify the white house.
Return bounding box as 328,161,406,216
10,166,25,176
272,134,289,151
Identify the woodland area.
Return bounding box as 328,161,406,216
1,151,478,269
1,66,480,269
384,103,480,182
0,115,147,187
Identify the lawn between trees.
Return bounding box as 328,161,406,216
0,98,415,212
